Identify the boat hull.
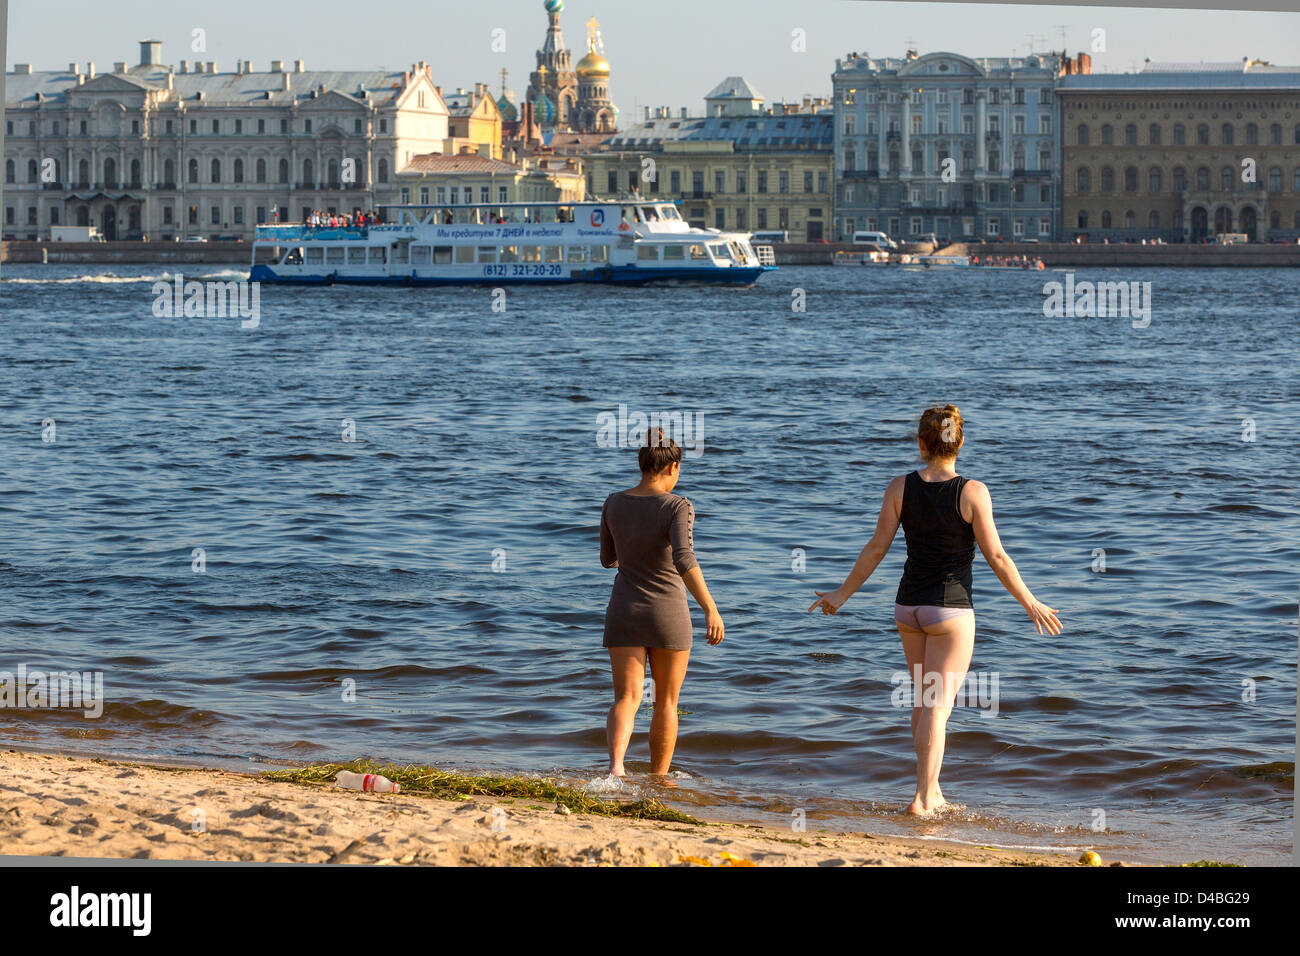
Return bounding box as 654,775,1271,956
248,264,774,286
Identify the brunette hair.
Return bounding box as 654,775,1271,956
917,404,965,460
638,427,683,474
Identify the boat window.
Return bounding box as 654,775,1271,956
477,246,497,263
708,243,729,261
305,247,324,264
434,246,453,264
689,244,708,260
557,206,575,223
284,247,304,265
545,245,564,263
326,247,345,265
347,247,366,265
638,245,660,260
641,206,659,221
662,245,685,260
455,246,475,263
369,246,387,264
501,245,519,262
590,245,609,263
391,243,408,264
661,207,681,221
522,245,543,263
567,246,587,263
411,246,432,265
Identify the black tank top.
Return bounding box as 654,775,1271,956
895,471,976,608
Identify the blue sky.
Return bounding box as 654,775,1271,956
9,1,1300,117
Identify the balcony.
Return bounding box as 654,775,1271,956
1012,169,1052,179
842,169,880,179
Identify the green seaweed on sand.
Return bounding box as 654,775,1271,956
1233,762,1294,787
261,759,702,825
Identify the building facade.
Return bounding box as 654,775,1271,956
832,50,1080,243
393,151,585,207
586,79,833,240
3,42,450,240
1059,61,1300,242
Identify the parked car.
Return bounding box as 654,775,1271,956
850,230,898,251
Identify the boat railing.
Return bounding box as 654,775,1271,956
255,223,372,241
754,244,776,267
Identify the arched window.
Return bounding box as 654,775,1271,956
3,159,13,184
1173,167,1187,192
1173,124,1186,145
1100,166,1115,192
1101,124,1113,145
1245,123,1258,146
1077,124,1089,146
1124,210,1136,229
1221,123,1234,145
1124,166,1138,193
1148,167,1162,193
1149,211,1160,229
1270,124,1282,145
1268,167,1282,193
1295,124,1300,145
1101,210,1112,228
1294,167,1300,191
103,157,116,186
1124,124,1137,145
1076,167,1091,192
1077,210,1088,228
377,158,389,183
27,158,39,183
1197,124,1210,145
130,159,141,187
1148,123,1161,145
211,159,221,183
1195,167,1210,191
256,158,266,183
233,158,244,183
303,158,314,186
843,148,856,172
1220,166,1233,190
164,158,175,185
79,159,90,186
278,158,289,183
327,158,339,187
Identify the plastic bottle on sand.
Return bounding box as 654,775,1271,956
336,770,400,793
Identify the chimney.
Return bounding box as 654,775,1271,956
140,40,162,67
68,62,79,74
282,72,291,91
680,107,688,119
243,60,252,74
166,72,174,90
14,64,32,75
179,60,188,73
207,61,217,73
271,59,284,73
114,62,127,74
87,61,96,78
294,59,305,73
194,61,205,74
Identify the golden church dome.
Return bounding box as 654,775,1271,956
576,52,611,77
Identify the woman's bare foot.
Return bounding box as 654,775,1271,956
906,792,947,816
608,765,626,777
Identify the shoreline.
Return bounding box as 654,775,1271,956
1,747,1128,866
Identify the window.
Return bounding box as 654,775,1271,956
1101,124,1113,145
804,170,813,193
1125,124,1137,146
1101,210,1112,228
1197,124,1209,145
1174,124,1186,145
1148,168,1162,193
211,119,220,134
210,205,221,225
757,171,768,193
1077,124,1089,146
716,170,726,194
211,159,221,183
1220,166,1233,190
1149,124,1161,145
1149,211,1160,229
737,171,747,193
1246,123,1258,146
1124,166,1138,193
258,119,265,134
1101,167,1114,192
1268,167,1282,193
1221,124,1234,145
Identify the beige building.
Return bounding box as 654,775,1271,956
4,41,450,240
442,84,504,159
1060,61,1300,242
393,151,585,207
584,79,834,240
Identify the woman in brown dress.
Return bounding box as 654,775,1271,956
600,428,724,777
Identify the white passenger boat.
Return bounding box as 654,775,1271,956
249,200,774,286
914,254,971,268
832,249,892,266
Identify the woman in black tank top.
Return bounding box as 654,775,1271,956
808,405,1062,816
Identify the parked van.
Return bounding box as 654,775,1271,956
851,230,897,251
751,230,790,244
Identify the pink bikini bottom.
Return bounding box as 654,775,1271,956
894,604,975,630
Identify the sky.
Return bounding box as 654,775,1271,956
8,1,1300,118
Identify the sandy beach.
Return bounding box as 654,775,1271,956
0,748,1123,866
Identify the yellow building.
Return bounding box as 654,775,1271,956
393,151,585,207
584,80,834,240
1060,62,1300,242
441,84,504,159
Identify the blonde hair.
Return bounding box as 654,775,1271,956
917,404,964,460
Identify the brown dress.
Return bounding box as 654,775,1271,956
600,492,698,650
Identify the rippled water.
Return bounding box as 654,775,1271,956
1,263,1295,864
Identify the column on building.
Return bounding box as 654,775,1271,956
900,91,911,175
975,90,986,173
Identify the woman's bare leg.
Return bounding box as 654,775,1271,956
897,622,927,768
647,647,691,775
907,614,974,815
606,647,646,776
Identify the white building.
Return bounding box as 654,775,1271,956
4,41,449,240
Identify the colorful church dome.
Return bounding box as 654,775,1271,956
543,0,564,13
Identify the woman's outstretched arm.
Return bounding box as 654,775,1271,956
966,480,1062,635
808,475,905,615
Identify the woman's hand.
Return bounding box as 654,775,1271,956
808,588,848,616
705,609,725,645
1025,599,1062,635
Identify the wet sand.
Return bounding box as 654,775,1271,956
0,748,1123,866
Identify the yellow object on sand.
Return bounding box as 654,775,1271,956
1080,851,1102,866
